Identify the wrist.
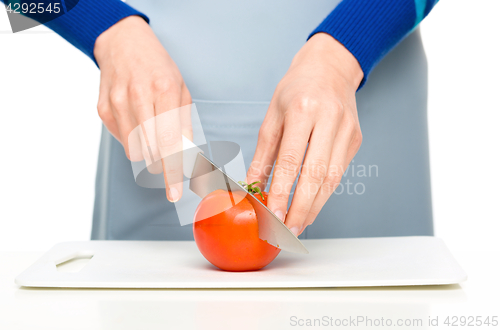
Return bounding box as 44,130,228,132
306,33,364,90
94,15,149,65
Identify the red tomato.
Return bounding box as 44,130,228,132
193,189,281,271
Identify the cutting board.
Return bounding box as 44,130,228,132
15,236,467,288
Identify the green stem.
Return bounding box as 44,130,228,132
238,180,265,201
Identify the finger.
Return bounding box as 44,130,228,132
180,85,193,141
346,125,362,163
299,117,356,235
154,86,183,202
246,99,283,190
138,124,162,173
125,118,144,162
126,82,152,165
97,82,122,142
266,111,313,223
284,119,339,235
115,109,145,164
133,101,164,174
108,86,136,160
99,102,121,142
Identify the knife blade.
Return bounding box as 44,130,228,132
189,152,309,254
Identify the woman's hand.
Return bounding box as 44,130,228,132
247,33,364,236
94,16,192,202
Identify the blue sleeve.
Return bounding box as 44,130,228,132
309,0,439,89
1,0,149,65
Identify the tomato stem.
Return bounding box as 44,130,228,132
238,180,265,201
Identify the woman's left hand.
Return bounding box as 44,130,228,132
246,33,364,237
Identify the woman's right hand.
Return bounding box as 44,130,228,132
94,15,192,202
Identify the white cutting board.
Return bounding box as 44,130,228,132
15,236,467,288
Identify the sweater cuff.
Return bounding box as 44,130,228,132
45,0,149,65
308,0,416,90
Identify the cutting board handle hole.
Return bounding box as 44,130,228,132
56,254,94,273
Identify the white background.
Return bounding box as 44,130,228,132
0,0,498,253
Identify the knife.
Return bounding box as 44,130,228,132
132,135,309,254
188,150,309,254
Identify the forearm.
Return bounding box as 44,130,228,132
310,0,439,89
1,0,149,64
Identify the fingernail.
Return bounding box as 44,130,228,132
169,187,179,202
274,210,284,222
290,226,300,237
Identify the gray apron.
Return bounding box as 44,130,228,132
92,0,433,241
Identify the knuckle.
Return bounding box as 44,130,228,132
352,130,363,150
97,102,113,123
318,100,344,120
153,77,171,93
153,77,180,95
247,163,262,179
303,159,328,183
322,170,343,194
345,114,357,132
276,151,302,177
128,82,145,100
331,101,345,118
291,94,320,116
157,129,179,148
249,160,273,179
109,88,127,110
258,124,280,145
165,166,181,178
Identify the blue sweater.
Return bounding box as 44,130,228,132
2,0,438,88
